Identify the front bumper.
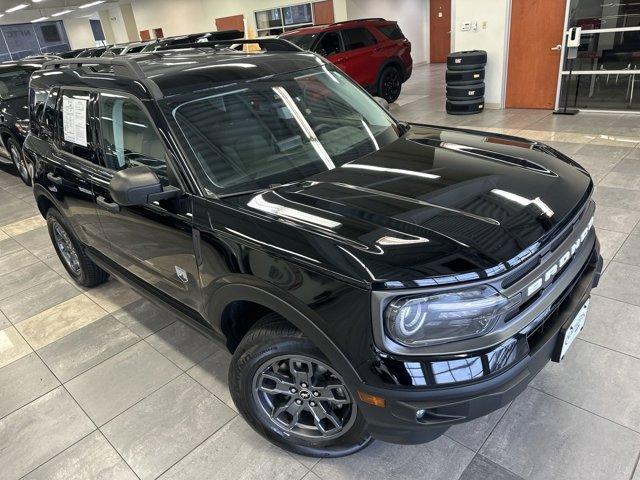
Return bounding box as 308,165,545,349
353,242,602,444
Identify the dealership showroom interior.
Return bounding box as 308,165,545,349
3,0,640,479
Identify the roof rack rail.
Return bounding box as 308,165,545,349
157,38,302,53
41,56,148,80
328,17,386,26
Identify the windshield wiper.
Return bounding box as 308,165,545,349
217,183,284,199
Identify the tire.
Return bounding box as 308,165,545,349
7,137,30,186
447,50,487,71
46,208,109,287
377,65,402,103
446,68,485,86
446,98,485,115
229,314,372,457
446,82,485,100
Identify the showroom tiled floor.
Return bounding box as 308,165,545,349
2,63,640,479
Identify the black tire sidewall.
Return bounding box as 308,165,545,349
7,138,30,186
229,332,371,457
378,66,402,103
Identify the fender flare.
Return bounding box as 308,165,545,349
33,183,60,217
209,280,364,385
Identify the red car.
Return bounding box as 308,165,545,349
280,18,412,103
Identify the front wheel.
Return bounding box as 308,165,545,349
378,66,402,103
229,314,372,457
8,138,30,186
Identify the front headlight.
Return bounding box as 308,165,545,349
384,286,520,347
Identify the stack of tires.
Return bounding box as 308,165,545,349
445,50,487,115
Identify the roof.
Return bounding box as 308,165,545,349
36,40,323,99
281,17,392,36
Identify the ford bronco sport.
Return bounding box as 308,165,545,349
24,39,602,458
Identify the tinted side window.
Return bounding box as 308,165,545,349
29,81,48,133
99,94,168,183
57,89,95,162
42,87,59,139
316,31,342,56
377,24,405,40
341,28,377,51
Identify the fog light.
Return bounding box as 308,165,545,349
416,409,426,420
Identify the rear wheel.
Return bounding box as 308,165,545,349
46,208,109,287
8,138,30,186
229,314,372,457
378,66,402,103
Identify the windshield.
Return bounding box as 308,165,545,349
166,65,401,196
282,33,317,50
0,68,32,100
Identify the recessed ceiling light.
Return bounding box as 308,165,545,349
30,16,49,23
32,0,47,3
6,4,29,13
52,9,73,17
78,0,105,8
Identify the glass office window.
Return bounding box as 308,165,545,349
0,21,70,60
255,3,314,37
564,31,640,71
568,0,640,29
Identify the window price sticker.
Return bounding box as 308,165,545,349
62,95,88,147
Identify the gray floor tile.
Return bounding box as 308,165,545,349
532,339,640,431
480,388,640,480
0,262,59,301
302,473,323,480
613,232,640,266
13,226,56,260
0,198,39,227
594,205,640,233
0,237,23,257
595,261,640,307
23,430,137,480
146,320,218,370
112,298,177,338
0,276,81,324
65,341,181,425
581,295,640,358
600,171,640,190
0,325,32,368
594,186,640,211
446,404,509,452
187,349,235,409
313,435,474,480
458,455,522,480
575,144,635,161
0,352,59,419
0,248,39,274
38,315,140,383
0,310,8,329
634,459,640,480
102,374,236,480
0,387,95,480
594,228,627,260
613,155,640,175
158,416,308,480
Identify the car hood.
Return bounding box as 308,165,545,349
229,124,592,288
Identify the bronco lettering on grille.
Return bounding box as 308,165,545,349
526,216,594,298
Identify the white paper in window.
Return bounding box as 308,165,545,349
62,95,88,147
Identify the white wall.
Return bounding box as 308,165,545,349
451,0,510,108
62,18,97,50
345,0,429,64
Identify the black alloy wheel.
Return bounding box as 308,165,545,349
379,66,402,103
252,354,357,440
8,138,30,186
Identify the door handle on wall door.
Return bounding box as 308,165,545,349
96,196,120,213
551,44,562,51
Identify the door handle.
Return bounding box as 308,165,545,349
551,44,562,51
47,172,63,185
96,196,120,213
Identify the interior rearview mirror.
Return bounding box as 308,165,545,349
374,96,389,110
109,165,179,206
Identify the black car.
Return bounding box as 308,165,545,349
24,40,602,458
141,30,243,53
0,59,44,184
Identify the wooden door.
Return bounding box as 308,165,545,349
313,0,334,25
215,14,245,33
430,0,451,63
506,0,566,109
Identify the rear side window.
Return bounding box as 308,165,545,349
29,83,48,132
41,87,59,139
377,23,405,40
316,31,342,56
341,28,377,51
98,93,168,183
57,89,96,163
1,68,32,100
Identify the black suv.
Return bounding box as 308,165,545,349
24,40,602,458
0,59,45,185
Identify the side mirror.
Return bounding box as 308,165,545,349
109,165,179,206
374,96,389,110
